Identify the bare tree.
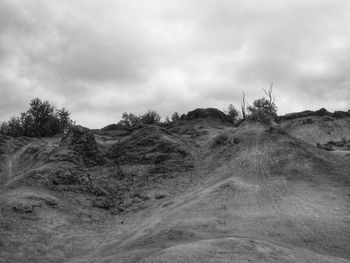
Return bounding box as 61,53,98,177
241,91,247,119
263,83,275,106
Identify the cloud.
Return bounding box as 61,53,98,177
0,0,349,128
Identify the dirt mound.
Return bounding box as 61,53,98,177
1,109,350,263
101,123,125,131
61,125,104,167
280,115,350,145
107,126,350,263
11,165,92,190
4,145,94,192
107,126,193,174
279,108,350,122
182,108,230,123
167,124,210,139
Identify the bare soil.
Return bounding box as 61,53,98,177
0,116,349,263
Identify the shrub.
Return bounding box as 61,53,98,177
0,98,74,137
57,108,73,131
164,116,171,124
118,112,141,127
247,98,277,124
118,110,161,127
0,117,23,137
171,112,180,122
224,104,240,123
140,110,161,125
246,85,278,124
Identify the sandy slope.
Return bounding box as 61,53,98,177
0,117,349,263
281,116,350,145
85,125,349,263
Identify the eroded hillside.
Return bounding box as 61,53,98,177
0,109,349,263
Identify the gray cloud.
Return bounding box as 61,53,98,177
0,0,349,128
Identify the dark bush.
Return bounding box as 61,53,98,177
0,98,73,138
171,112,180,122
118,110,161,127
118,112,141,127
224,104,240,124
247,97,278,124
247,108,272,124
140,110,161,125
0,117,23,137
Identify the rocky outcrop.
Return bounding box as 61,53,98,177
60,125,103,167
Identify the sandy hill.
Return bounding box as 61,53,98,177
0,108,349,263
279,108,350,145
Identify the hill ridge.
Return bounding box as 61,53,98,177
0,111,349,263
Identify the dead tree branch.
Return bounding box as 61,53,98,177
263,83,275,105
241,91,246,119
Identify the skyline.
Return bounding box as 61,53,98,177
1,0,349,128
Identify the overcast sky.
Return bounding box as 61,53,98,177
0,0,349,128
